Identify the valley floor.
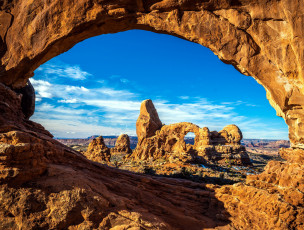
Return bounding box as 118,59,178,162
66,142,285,185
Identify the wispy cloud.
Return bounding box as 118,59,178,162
120,78,129,83
221,100,258,107
31,79,53,101
57,99,78,103
179,96,189,100
36,64,91,80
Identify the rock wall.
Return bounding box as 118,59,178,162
0,0,304,229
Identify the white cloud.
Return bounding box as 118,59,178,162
58,99,78,103
36,64,91,80
82,99,141,111
31,79,53,99
64,66,90,80
66,86,89,92
32,117,136,138
179,96,189,100
120,78,129,83
97,88,135,97
221,101,258,107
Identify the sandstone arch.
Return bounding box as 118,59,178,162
0,0,304,229
0,0,302,149
1,1,304,147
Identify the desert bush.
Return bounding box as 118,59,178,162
143,166,155,175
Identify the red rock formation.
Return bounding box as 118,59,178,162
131,100,251,165
132,121,200,161
111,134,132,154
0,0,304,229
85,136,111,162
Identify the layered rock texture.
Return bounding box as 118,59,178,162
131,100,251,166
1,0,304,229
111,134,132,154
84,136,111,162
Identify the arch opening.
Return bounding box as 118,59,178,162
29,29,288,184
184,132,195,145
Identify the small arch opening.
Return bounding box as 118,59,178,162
184,132,195,145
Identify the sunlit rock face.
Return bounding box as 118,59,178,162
0,0,304,229
131,100,251,165
136,99,163,143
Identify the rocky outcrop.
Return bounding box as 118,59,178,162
1,1,304,229
132,121,201,161
196,125,251,165
216,148,304,229
110,134,132,154
84,136,111,162
131,100,251,165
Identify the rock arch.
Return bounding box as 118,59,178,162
0,0,304,229
1,0,304,147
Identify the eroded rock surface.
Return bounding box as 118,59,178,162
216,149,304,229
84,136,111,162
131,100,251,166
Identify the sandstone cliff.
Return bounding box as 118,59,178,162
0,83,230,229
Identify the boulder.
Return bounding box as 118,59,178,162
219,124,243,145
14,80,35,119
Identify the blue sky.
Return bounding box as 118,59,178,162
30,30,288,140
